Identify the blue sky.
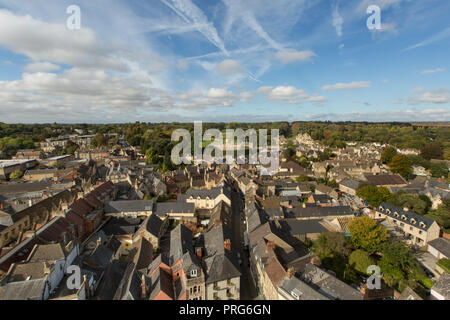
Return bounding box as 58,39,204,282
0,0,449,123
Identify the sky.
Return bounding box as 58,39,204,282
0,0,449,123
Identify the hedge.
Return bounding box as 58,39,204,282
437,258,450,273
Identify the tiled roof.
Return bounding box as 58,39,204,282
428,238,450,258
364,174,406,186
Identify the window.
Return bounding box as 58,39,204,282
410,227,413,231
291,291,300,300
191,269,198,277
419,230,422,235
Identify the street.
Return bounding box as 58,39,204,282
229,181,258,300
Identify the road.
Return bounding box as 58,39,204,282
229,180,258,300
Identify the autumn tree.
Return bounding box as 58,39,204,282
348,216,388,253
381,146,398,164
389,154,413,179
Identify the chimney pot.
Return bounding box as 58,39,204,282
224,239,231,251
141,274,147,299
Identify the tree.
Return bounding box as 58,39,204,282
426,199,450,233
9,169,23,180
381,146,398,164
91,134,108,148
378,242,419,288
389,154,413,179
357,185,391,207
386,192,429,215
420,142,443,160
313,232,351,259
349,250,375,275
143,194,151,200
348,216,388,252
430,162,448,178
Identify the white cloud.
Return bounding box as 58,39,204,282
160,0,228,55
332,2,344,37
206,88,234,99
421,68,445,75
275,50,317,64
216,59,243,75
0,9,127,71
408,88,449,104
23,62,60,72
322,81,371,91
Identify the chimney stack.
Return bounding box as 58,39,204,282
141,274,147,299
266,241,275,252
83,275,90,299
287,267,295,279
224,239,231,251
196,248,203,261
310,256,321,267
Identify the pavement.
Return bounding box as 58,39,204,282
415,251,439,280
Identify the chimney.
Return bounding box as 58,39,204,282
266,241,275,252
224,239,231,251
310,256,321,267
196,248,203,261
141,274,147,299
83,275,90,299
96,237,102,247
287,266,295,279
403,207,409,212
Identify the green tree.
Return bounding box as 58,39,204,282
9,169,23,180
389,154,413,179
426,199,450,233
357,185,391,207
378,242,419,289
348,216,389,252
381,146,398,164
430,162,448,178
348,250,375,275
313,232,351,259
91,134,108,148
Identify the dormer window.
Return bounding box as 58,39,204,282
394,212,399,218
386,209,391,214
411,219,416,224
379,207,384,212
401,215,407,220
191,269,198,277
419,222,426,228
291,290,302,300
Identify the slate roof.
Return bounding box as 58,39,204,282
101,217,142,236
279,219,328,236
428,238,450,258
169,224,194,265
136,213,164,239
7,261,53,282
27,243,67,262
179,185,231,202
130,237,154,271
0,181,53,196
95,259,130,300
310,194,332,204
432,272,450,300
315,184,334,194
301,263,364,300
364,174,407,186
105,200,154,214
246,203,268,233
278,276,329,300
154,202,195,218
203,224,241,284
339,179,362,191
149,267,175,300
378,202,435,231
0,279,48,300
286,206,353,219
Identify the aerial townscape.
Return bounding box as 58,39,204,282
0,122,449,301
0,0,449,306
